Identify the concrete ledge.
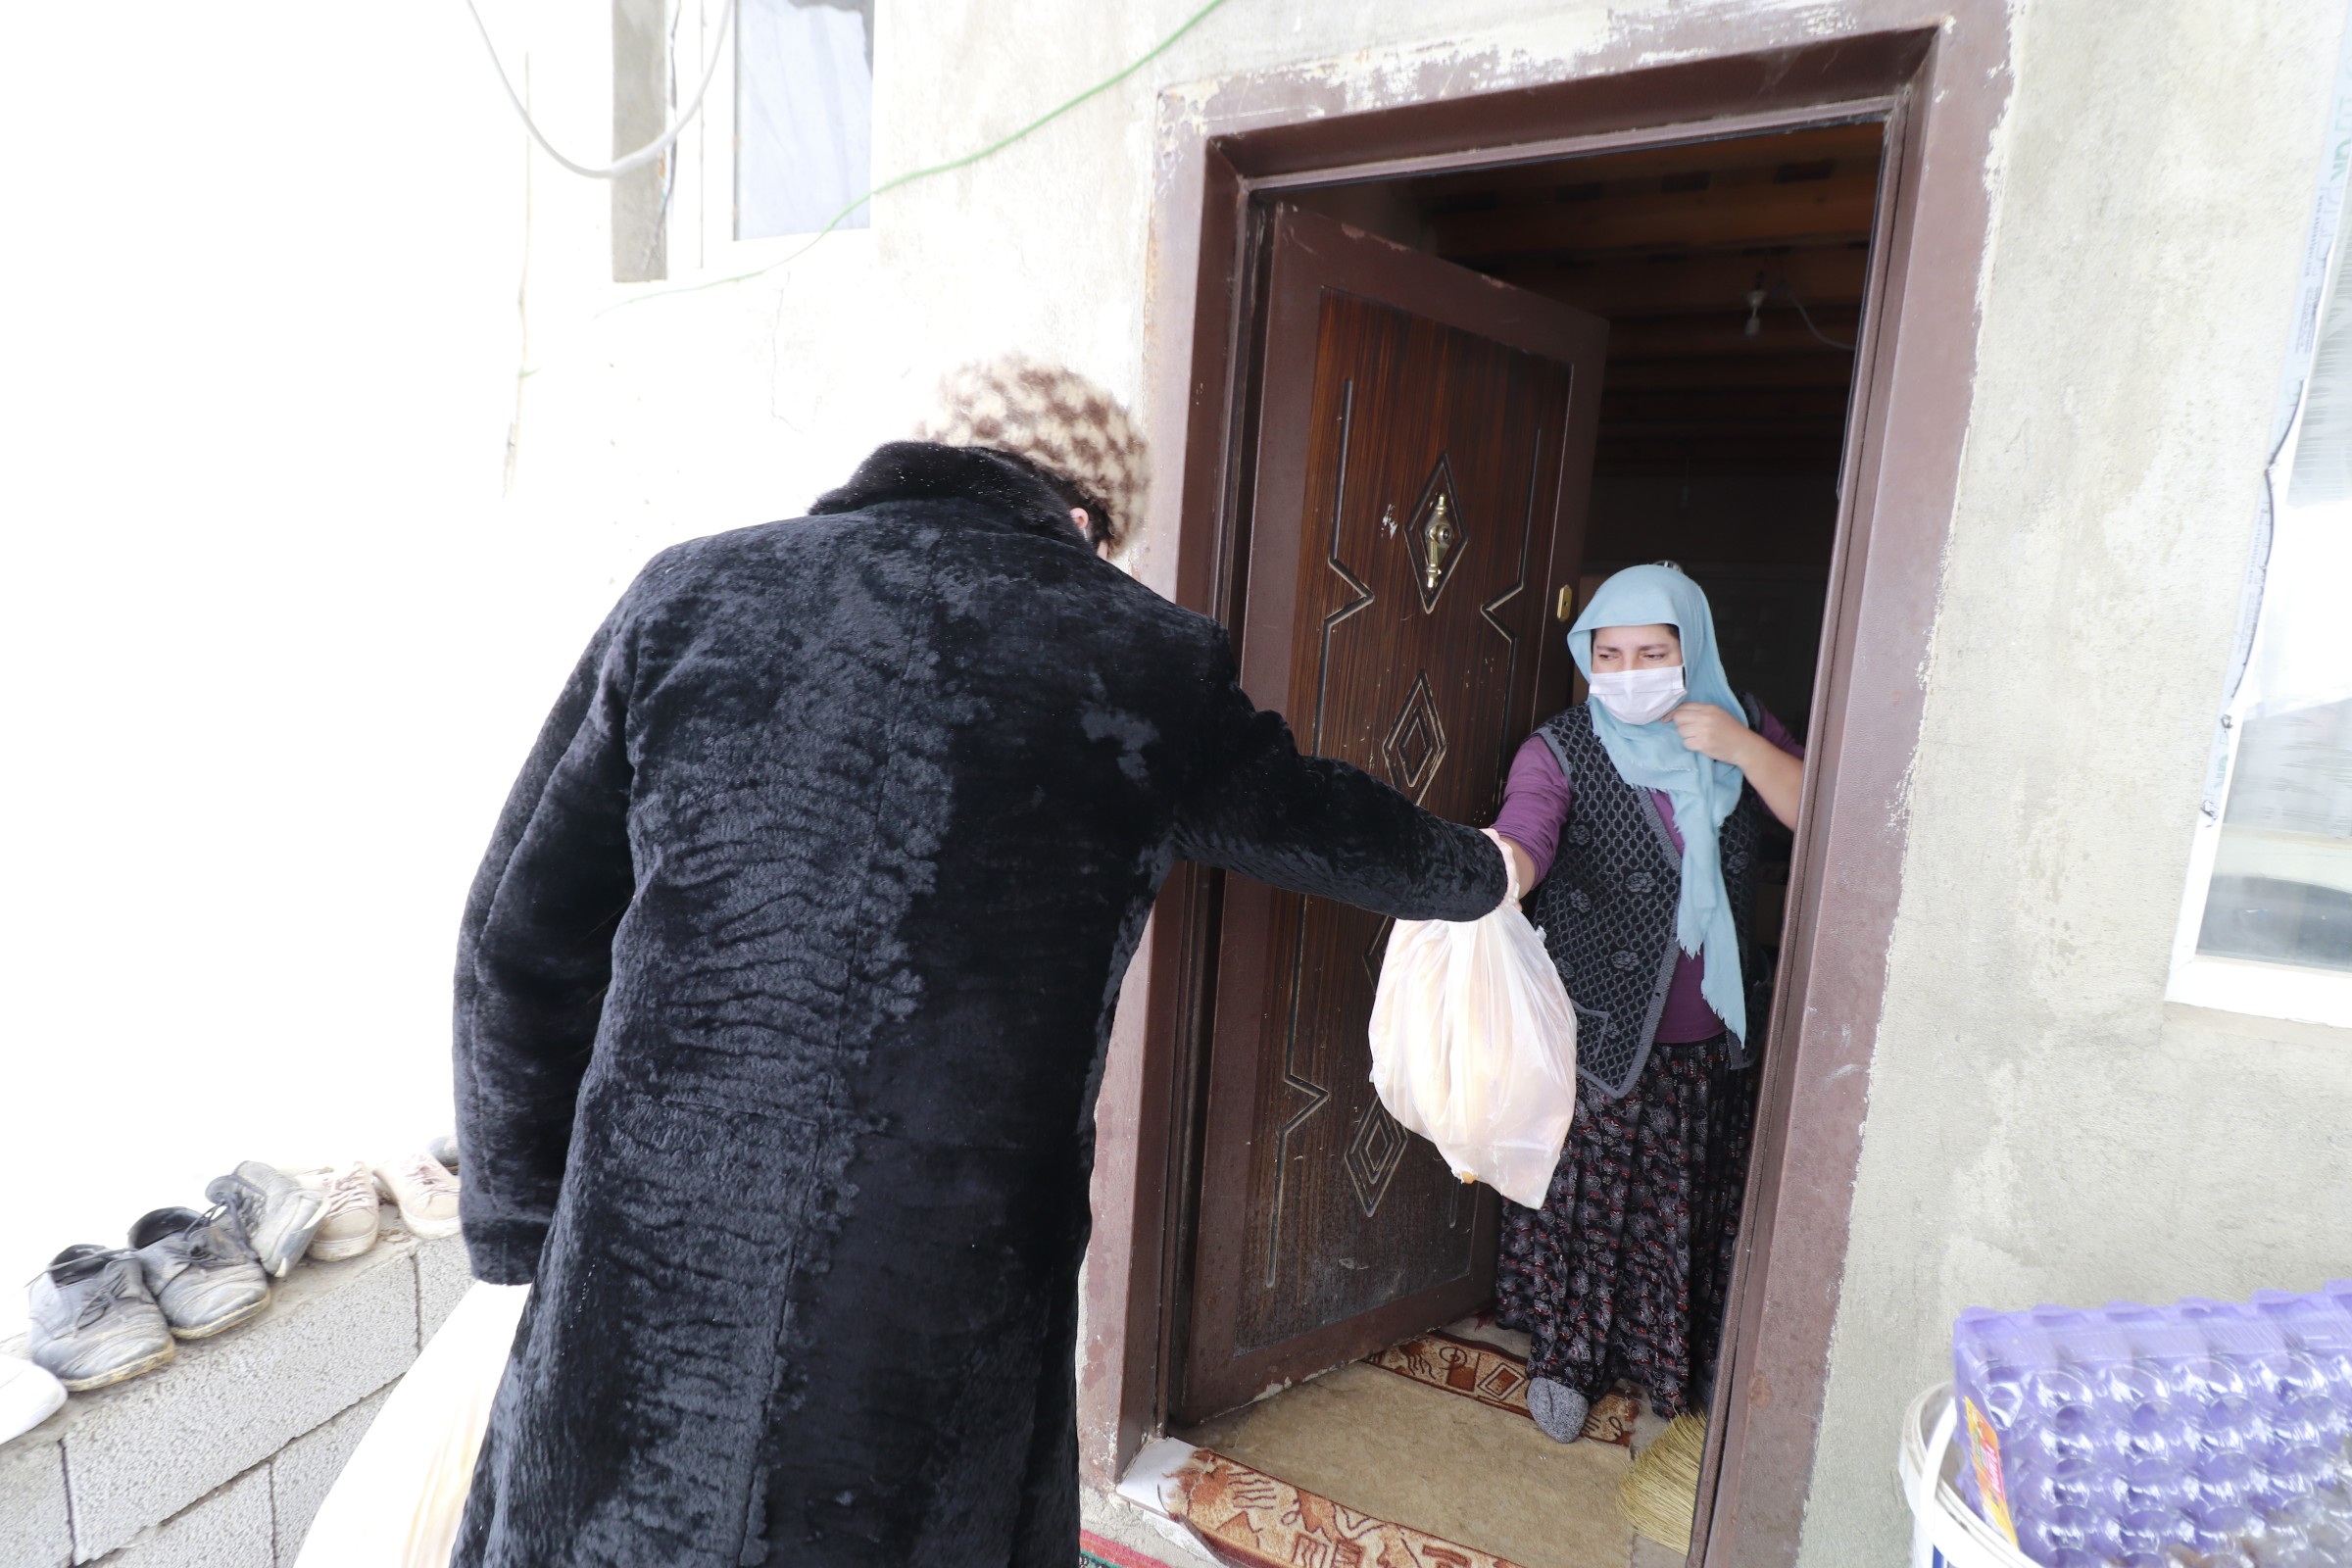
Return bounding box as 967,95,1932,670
268,1385,392,1568
416,1228,475,1343
55,1239,418,1557
90,1466,272,1568
0,1233,473,1567
0,1429,70,1568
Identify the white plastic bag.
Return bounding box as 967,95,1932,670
294,1280,530,1568
1367,905,1579,1208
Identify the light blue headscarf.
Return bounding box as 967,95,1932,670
1567,564,1751,1045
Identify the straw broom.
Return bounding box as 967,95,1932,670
1619,1412,1707,1554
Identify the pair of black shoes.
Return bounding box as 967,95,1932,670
24,1162,327,1393
25,1208,268,1392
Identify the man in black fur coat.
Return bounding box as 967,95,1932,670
451,357,1506,1566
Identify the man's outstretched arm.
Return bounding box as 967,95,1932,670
1169,641,1504,920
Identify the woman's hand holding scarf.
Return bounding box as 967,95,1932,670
1666,701,1754,763
1670,702,1803,828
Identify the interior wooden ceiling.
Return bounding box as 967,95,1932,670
1395,121,1883,475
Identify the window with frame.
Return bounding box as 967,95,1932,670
612,0,875,283
2171,111,2352,1023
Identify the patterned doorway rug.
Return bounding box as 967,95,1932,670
1168,1448,1528,1568
1365,1331,1642,1444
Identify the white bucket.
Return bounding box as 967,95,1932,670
1897,1382,2037,1568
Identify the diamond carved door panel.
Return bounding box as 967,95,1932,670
1178,205,1606,1422
1401,456,1469,612
1382,673,1449,803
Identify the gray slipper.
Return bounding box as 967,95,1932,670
1528,1377,1590,1443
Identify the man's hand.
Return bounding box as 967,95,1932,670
1668,702,1755,765
1483,829,1536,906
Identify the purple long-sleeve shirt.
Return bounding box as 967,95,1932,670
1494,706,1803,1044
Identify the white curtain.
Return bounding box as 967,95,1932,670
736,0,873,239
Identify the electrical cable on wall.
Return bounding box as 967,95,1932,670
464,0,739,180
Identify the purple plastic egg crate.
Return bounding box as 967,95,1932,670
1952,1283,2352,1567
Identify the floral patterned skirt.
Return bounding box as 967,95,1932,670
1494,1033,1756,1416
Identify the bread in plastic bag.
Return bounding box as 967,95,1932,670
1367,905,1579,1208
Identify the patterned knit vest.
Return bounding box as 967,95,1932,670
1526,700,1771,1101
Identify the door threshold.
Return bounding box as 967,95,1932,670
1115,1435,1201,1518
1126,1323,1686,1568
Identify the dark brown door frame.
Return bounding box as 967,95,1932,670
1078,10,2013,1566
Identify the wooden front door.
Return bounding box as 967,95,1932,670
1175,204,1607,1422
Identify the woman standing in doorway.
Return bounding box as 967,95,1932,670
1488,563,1804,1442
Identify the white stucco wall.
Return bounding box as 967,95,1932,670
8,0,2349,1561
1802,2,2352,1559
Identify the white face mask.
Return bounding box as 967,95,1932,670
1589,665,1686,725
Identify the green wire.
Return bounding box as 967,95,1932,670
602,0,1238,314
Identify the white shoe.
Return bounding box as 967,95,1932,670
0,1352,69,1442
372,1154,462,1241
297,1163,383,1262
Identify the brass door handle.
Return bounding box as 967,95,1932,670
1423,495,1456,593
1554,584,1576,621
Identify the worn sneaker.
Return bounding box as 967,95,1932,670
25,1246,176,1391
373,1154,461,1240
205,1161,327,1278
0,1353,68,1442
297,1162,382,1261
424,1133,460,1174
128,1207,270,1339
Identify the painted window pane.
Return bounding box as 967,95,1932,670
736,0,872,239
